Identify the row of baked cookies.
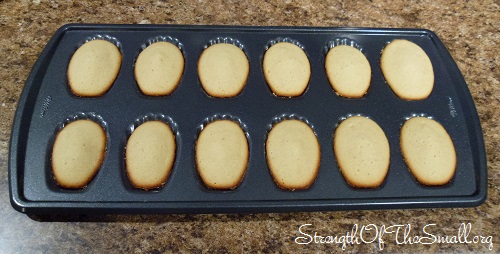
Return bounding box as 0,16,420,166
68,38,434,100
52,115,455,191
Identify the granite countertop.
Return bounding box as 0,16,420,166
0,1,498,252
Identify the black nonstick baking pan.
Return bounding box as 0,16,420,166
9,24,487,214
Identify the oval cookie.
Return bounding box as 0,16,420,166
380,39,434,100
263,42,311,97
52,119,106,189
400,117,456,186
266,119,320,190
68,39,122,97
325,45,371,98
126,121,176,190
334,116,390,188
196,120,249,189
198,43,249,98
135,41,184,96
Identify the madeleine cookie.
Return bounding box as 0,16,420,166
401,117,456,186
325,45,371,98
381,39,434,100
52,119,106,189
196,120,249,189
198,43,249,97
126,121,176,190
68,39,121,97
263,42,311,97
266,119,320,190
135,41,184,96
334,116,390,188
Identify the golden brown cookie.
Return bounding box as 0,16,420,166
380,39,434,100
126,121,176,190
52,119,106,189
325,45,371,98
334,116,390,188
266,119,320,190
198,43,249,98
400,117,456,186
68,39,122,97
263,42,311,97
134,41,184,96
195,120,249,189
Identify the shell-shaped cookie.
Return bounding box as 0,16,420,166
126,121,176,190
266,119,320,190
400,117,456,186
198,43,249,98
135,41,184,96
381,39,434,100
263,42,311,97
325,45,371,98
334,116,390,188
195,120,249,189
68,39,122,97
52,119,106,189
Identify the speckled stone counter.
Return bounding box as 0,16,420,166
0,1,498,253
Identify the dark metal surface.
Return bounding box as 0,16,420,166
9,24,487,213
